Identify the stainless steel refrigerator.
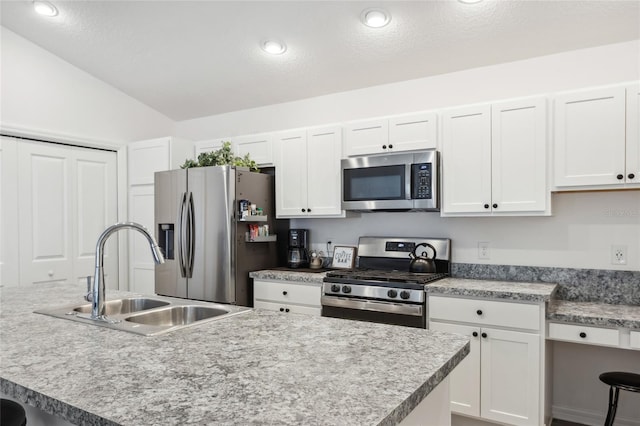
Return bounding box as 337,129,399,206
154,166,282,306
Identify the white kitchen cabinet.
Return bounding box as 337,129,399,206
15,139,118,287
548,322,620,348
554,84,639,188
343,112,437,157
233,133,274,166
274,126,343,218
253,279,321,315
127,137,192,293
442,97,548,215
194,138,227,157
0,137,19,286
429,296,544,426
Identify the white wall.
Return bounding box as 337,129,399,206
0,26,174,148
176,40,640,272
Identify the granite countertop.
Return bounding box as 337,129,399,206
425,277,558,302
0,283,469,426
547,300,640,329
249,268,328,284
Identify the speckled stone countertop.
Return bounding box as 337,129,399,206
547,300,640,329
249,269,327,284
425,278,558,302
0,283,469,426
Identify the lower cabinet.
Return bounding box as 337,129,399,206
429,296,544,426
253,279,321,316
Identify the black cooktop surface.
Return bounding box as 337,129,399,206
325,269,448,285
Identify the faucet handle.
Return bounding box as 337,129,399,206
84,276,93,302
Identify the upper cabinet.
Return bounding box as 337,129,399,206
553,84,639,188
442,97,548,216
128,137,193,185
233,133,274,166
194,138,226,157
274,126,343,218
344,112,437,157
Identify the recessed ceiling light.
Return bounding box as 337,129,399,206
261,40,287,55
458,0,484,4
361,8,391,28
33,0,58,17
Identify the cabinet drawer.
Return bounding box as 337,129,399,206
254,300,321,316
428,296,541,330
629,330,640,350
254,280,321,307
548,322,620,347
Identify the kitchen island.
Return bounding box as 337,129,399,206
0,283,469,426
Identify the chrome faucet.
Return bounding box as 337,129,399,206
88,222,165,322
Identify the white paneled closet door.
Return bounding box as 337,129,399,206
17,140,117,287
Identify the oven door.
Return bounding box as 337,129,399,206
321,295,426,328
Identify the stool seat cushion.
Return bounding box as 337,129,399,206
0,398,27,426
599,371,640,393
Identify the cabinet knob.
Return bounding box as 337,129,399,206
472,331,479,337
481,332,488,338
301,208,306,213
285,308,290,313
484,204,490,209
307,208,311,213
579,332,587,338
476,309,483,316
492,203,498,209
48,270,54,277
279,307,284,312
388,144,393,149
617,174,624,180
382,145,387,149
629,173,636,180
282,291,288,296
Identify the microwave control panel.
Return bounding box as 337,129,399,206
410,163,432,199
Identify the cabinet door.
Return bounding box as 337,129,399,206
128,138,170,185
194,139,226,157
389,112,438,151
429,321,481,417
233,133,273,166
128,185,156,294
480,327,540,426
442,105,492,213
0,137,19,286
491,98,547,213
274,130,308,217
626,83,640,185
344,118,388,156
554,87,626,187
307,126,343,216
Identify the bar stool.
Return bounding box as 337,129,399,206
599,371,640,426
0,399,27,426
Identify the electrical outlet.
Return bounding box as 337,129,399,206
611,245,627,265
478,242,490,259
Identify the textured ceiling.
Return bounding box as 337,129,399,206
1,0,639,121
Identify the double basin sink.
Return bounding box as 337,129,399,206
36,296,252,336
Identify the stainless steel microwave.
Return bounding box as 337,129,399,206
341,150,439,212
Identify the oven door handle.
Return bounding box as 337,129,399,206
321,296,423,317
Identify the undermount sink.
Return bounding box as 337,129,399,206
35,296,252,336
126,305,230,326
73,298,170,315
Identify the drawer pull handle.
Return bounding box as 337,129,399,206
579,332,587,338
285,308,290,313
476,309,483,316
283,291,288,296
472,331,478,337
481,332,488,338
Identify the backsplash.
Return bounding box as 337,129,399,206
452,263,640,305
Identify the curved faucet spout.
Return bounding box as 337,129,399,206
91,222,165,321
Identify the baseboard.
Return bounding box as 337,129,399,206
553,404,640,426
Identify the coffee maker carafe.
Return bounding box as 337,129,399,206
287,229,309,268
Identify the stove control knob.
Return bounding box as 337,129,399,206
400,290,411,300
342,285,352,294
330,284,341,293
387,289,398,298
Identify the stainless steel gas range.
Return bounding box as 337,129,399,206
321,236,451,328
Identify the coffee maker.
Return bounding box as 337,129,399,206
287,229,309,268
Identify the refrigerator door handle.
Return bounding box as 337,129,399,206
186,191,195,278
178,192,188,278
